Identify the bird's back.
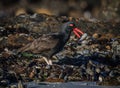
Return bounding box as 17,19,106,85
18,34,59,54
18,22,74,58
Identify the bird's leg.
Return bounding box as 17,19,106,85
48,59,53,65
42,57,50,65
42,57,53,65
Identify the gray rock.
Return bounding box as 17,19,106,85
86,68,94,76
109,71,115,77
95,68,101,73
79,33,88,41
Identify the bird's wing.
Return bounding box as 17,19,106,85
18,34,59,53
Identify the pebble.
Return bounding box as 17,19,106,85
79,33,88,41
109,71,115,77
96,68,101,73
86,68,94,76
98,76,103,82
106,45,111,50
92,33,101,39
81,40,89,45
10,85,17,88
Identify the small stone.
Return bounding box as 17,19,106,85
98,76,103,82
0,79,10,86
109,71,115,77
82,49,90,55
49,73,56,78
86,68,94,76
92,33,101,39
10,85,17,88
106,45,111,50
81,40,89,45
96,68,101,73
104,66,110,72
45,65,51,70
88,60,93,65
79,33,88,41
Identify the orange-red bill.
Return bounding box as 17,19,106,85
73,28,84,38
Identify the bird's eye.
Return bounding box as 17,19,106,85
69,24,74,27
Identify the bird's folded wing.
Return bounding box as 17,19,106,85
18,35,59,53
46,32,63,39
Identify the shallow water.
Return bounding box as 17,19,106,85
26,82,120,88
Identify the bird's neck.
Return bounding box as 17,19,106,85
61,31,71,43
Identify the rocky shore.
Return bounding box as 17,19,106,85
0,14,119,87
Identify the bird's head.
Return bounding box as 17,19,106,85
63,22,84,38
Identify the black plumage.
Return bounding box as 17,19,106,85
18,22,80,65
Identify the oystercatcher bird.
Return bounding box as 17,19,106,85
18,22,84,65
